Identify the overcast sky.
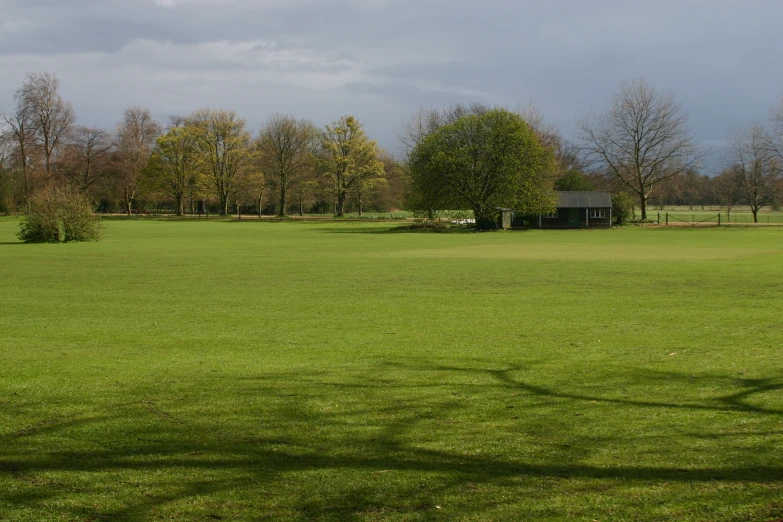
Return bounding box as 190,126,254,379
2,0,782,169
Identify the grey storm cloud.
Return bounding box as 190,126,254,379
1,0,782,164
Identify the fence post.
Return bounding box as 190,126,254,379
666,213,668,225
718,213,721,226
658,212,660,224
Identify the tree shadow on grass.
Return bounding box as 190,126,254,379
2,362,783,520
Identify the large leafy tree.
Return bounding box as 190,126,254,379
188,109,252,216
147,118,199,216
319,116,385,217
409,108,556,228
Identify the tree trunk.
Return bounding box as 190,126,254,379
176,196,184,216
336,192,346,217
474,205,496,230
640,194,648,221
125,199,132,216
19,138,30,201
221,194,229,216
358,194,363,217
23,167,29,202
279,180,287,217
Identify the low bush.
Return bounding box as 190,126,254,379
18,185,103,243
611,193,636,225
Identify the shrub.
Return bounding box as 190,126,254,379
611,193,636,225
18,185,103,243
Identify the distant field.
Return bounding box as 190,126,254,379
648,206,783,224
1,219,782,521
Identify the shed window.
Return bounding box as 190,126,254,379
544,210,558,219
590,209,606,219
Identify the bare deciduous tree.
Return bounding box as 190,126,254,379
768,97,783,202
770,96,783,150
257,114,317,216
518,103,585,175
0,134,14,212
398,103,491,157
1,105,35,200
578,78,701,220
16,73,75,176
63,126,113,193
115,106,162,215
712,168,741,217
728,124,778,223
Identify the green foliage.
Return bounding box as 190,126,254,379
147,123,200,215
409,108,556,229
17,184,102,242
612,192,636,225
187,108,253,215
319,115,385,217
555,169,594,191
18,197,61,243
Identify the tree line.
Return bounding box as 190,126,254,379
0,73,405,218
1,74,782,223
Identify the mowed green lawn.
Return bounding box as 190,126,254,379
653,209,783,224
1,218,782,521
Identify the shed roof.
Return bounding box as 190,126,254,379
556,191,612,208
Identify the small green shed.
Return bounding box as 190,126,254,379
511,191,613,229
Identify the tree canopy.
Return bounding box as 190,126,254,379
187,108,253,216
319,116,385,217
409,108,556,228
258,114,317,216
147,118,200,216
555,169,594,191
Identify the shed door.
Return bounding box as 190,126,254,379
568,208,580,227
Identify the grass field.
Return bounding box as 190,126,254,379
646,207,783,224
1,218,782,521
